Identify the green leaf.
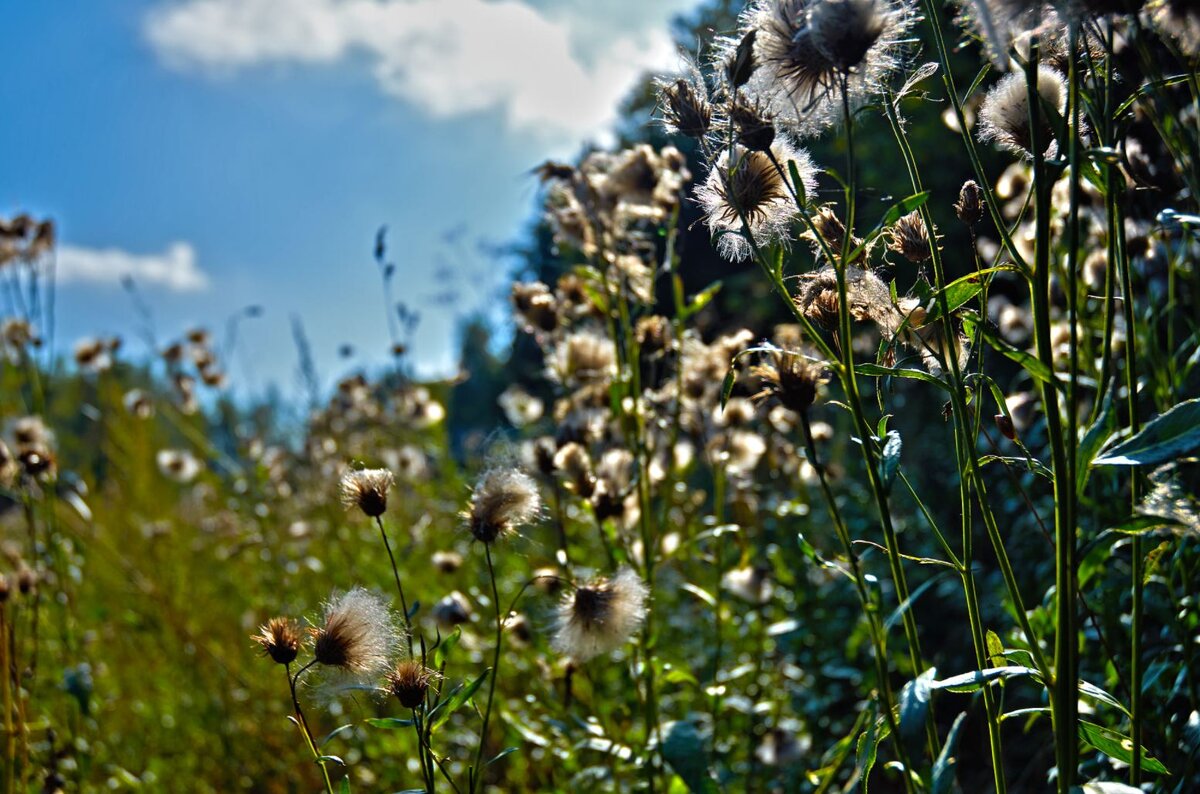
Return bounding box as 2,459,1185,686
898,668,936,745
930,666,1040,693
434,627,462,669
429,669,489,731
365,717,415,730
1077,680,1131,719
855,713,889,794
788,161,808,205
1093,397,1200,466
681,282,722,321
487,746,521,767
961,311,1057,386
855,363,952,393
1077,721,1168,775
1078,391,1116,490
317,755,346,766
881,191,931,227
880,431,902,494
719,367,737,411
680,582,717,608
925,267,1013,323
338,778,351,794
1105,514,1182,535
661,721,717,794
320,723,355,746
986,631,1005,668
932,712,968,794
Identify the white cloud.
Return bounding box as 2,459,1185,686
144,0,690,141
57,242,210,292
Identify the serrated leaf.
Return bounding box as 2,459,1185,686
1077,721,1168,774
880,431,902,494
932,711,968,794
1093,397,1200,466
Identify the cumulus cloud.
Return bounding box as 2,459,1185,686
57,242,210,292
144,0,690,141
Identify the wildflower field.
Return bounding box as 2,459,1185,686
3,0,1200,791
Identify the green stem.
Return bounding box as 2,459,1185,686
376,516,414,656
288,662,336,794
469,544,504,794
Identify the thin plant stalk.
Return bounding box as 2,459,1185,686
469,544,503,794
375,515,413,655
287,661,336,794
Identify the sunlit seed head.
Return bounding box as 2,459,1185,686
431,550,463,574
977,66,1066,159
657,69,713,139
552,567,649,663
729,96,778,152
339,468,393,518
553,442,595,498
1148,0,1200,59
551,331,617,385
253,617,301,666
695,141,817,262
741,0,915,137
311,588,397,682
386,659,440,709
156,449,201,484
751,349,830,414
123,389,154,420
465,469,541,544
799,205,865,262
511,281,558,333
794,265,896,333
886,210,933,263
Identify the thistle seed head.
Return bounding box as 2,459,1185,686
386,659,440,709
339,468,394,518
253,617,301,666
465,469,541,543
977,66,1067,159
311,588,398,683
886,210,933,263
552,568,649,663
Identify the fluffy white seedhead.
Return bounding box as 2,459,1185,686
312,587,399,687
552,567,649,663
695,140,818,261
977,65,1067,158
735,0,917,138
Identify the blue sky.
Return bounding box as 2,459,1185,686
0,0,698,394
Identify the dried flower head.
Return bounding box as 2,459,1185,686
552,567,649,662
954,180,986,225
311,588,397,682
657,69,712,139
551,331,617,385
465,469,541,543
123,389,154,419
156,449,201,483
511,281,558,333
695,141,817,262
794,265,894,331
800,205,864,262
751,348,830,414
386,659,440,708
886,210,933,262
433,591,473,627
431,550,463,573
730,96,778,152
977,66,1067,158
498,386,545,428
253,617,301,665
740,0,915,137
554,442,595,498
339,468,394,518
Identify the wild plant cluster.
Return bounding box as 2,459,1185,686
2,0,1200,791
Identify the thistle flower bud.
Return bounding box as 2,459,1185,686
954,180,986,226
730,97,777,152
659,77,712,139
886,210,933,263
465,469,541,543
552,568,649,663
386,659,439,708
727,29,759,88
253,617,301,665
339,468,394,518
